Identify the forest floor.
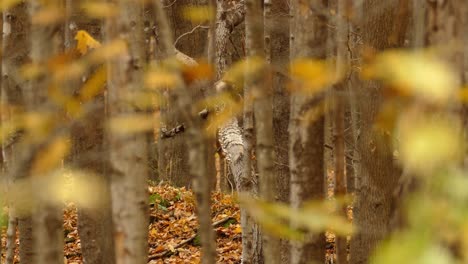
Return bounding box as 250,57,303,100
1,184,242,264
1,182,342,263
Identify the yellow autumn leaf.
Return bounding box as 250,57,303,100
458,86,468,103
31,136,71,176
108,114,155,135
145,69,179,90
88,39,127,63
398,114,462,174
182,6,214,23
81,2,119,18
222,57,265,92
75,30,101,55
363,50,457,104
21,63,45,80
290,58,338,95
79,66,107,101
0,0,21,11
45,169,107,208
32,6,64,25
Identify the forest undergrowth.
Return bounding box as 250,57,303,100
1,185,243,264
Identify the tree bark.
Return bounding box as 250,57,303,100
30,1,64,263
106,1,149,263
289,0,328,263
153,1,217,263
265,0,291,260
349,1,408,263
2,2,34,263
64,2,116,263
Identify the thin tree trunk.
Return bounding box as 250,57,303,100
5,214,17,264
349,1,408,263
106,1,149,263
289,0,328,263
2,2,34,263
153,1,217,263
246,0,281,262
332,0,350,262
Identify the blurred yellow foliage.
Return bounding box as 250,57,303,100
290,58,339,95
362,50,458,104
81,2,119,18
79,65,107,101
0,0,21,11
182,6,214,23
31,136,70,176
398,114,462,174
108,114,156,135
32,6,64,25
75,30,101,55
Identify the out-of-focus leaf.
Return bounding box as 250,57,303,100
181,61,214,84
398,114,462,174
79,65,107,101
239,195,353,240
21,63,45,80
108,114,155,135
88,39,127,63
145,68,180,90
75,30,101,55
52,60,87,82
182,6,214,23
362,50,457,104
21,112,55,142
458,86,468,103
48,169,107,208
199,93,243,136
32,6,64,25
371,231,431,264
31,135,70,176
0,0,21,11
81,2,119,18
290,58,340,95
222,57,266,92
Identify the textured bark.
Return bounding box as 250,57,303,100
64,2,116,263
246,0,281,262
153,1,217,263
2,2,34,263
289,0,328,263
157,0,212,187
263,0,291,261
349,1,408,263
106,1,149,263
30,1,64,263
332,0,350,262
5,214,17,264
215,0,247,195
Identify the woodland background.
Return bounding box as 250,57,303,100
0,0,467,264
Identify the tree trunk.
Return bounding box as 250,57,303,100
266,0,291,261
331,0,351,262
64,2,116,263
246,0,282,262
152,1,217,263
2,2,34,263
289,0,328,263
267,0,292,260
106,1,149,263
29,1,64,263
349,1,408,263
